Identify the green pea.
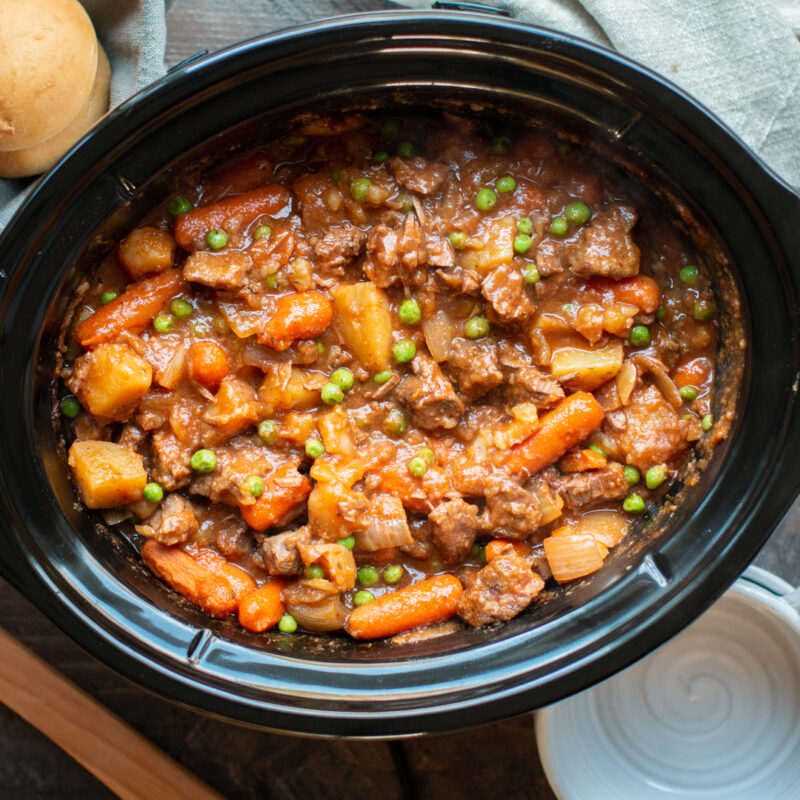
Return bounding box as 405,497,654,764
558,141,571,155
373,370,393,386
168,195,192,217
142,482,164,503
448,231,467,249
190,449,216,473
337,535,355,550
464,315,490,339
630,325,650,347
565,201,591,225
321,382,344,405
316,341,325,355
191,320,212,337
397,141,416,158
353,590,374,606
153,313,174,334
475,188,498,212
170,298,193,319
358,565,379,586
702,414,714,431
101,290,118,305
418,447,436,466
253,224,272,240
305,438,325,459
645,465,667,490
491,135,510,155
383,565,404,584
382,408,407,437
373,151,389,163
265,274,278,289
245,475,264,498
205,229,228,250
679,385,698,402
399,298,422,326
587,444,606,459
429,554,445,572
282,134,306,148
60,395,82,418
655,305,666,321
350,177,372,201
305,564,325,580
408,456,428,478
513,234,532,254
550,217,568,236
523,263,541,284
331,168,341,182
258,420,277,445
393,339,416,363
496,176,516,194
680,264,699,285
623,465,640,486
623,493,645,513
694,299,715,321
517,217,533,235
330,367,354,392
381,119,400,139
278,614,298,633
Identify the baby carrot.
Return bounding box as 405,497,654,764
501,392,605,479
188,340,229,390
558,448,607,473
186,547,256,605
174,184,290,250
203,151,274,198
586,275,661,314
141,540,236,619
238,579,286,633
75,269,185,348
240,463,312,531
345,574,463,640
259,291,333,351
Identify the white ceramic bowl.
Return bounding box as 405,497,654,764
535,566,800,800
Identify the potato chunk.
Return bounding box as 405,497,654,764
461,216,515,276
331,282,391,371
118,227,176,279
68,440,147,509
69,343,152,422
549,338,623,391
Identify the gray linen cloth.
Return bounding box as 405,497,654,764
2,0,799,230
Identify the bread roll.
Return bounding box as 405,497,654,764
0,45,110,178
0,0,98,152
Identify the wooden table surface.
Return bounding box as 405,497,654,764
3,1,800,797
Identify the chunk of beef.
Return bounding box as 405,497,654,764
117,423,146,451
435,265,481,295
425,231,456,268
395,353,464,430
190,440,294,506
546,462,629,510
210,509,252,559
258,526,311,576
481,475,541,539
481,262,535,324
401,517,436,560
310,222,366,273
429,499,482,565
151,430,192,490
602,383,694,470
135,493,198,546
534,239,565,276
388,155,449,195
365,213,428,288
457,547,544,626
566,205,640,279
507,366,565,409
446,338,504,401
183,251,253,291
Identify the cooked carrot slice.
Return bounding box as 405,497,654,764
240,463,312,531
238,580,286,633
258,291,333,351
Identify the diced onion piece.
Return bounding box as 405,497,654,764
218,301,263,338
422,309,455,362
631,353,683,408
285,578,348,632
288,257,313,292
615,359,638,405
550,338,624,391
155,344,186,390
355,495,412,551
529,482,565,525
576,509,630,548
543,533,606,584
324,185,343,211
366,184,391,205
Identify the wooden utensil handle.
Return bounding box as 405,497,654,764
0,626,224,800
